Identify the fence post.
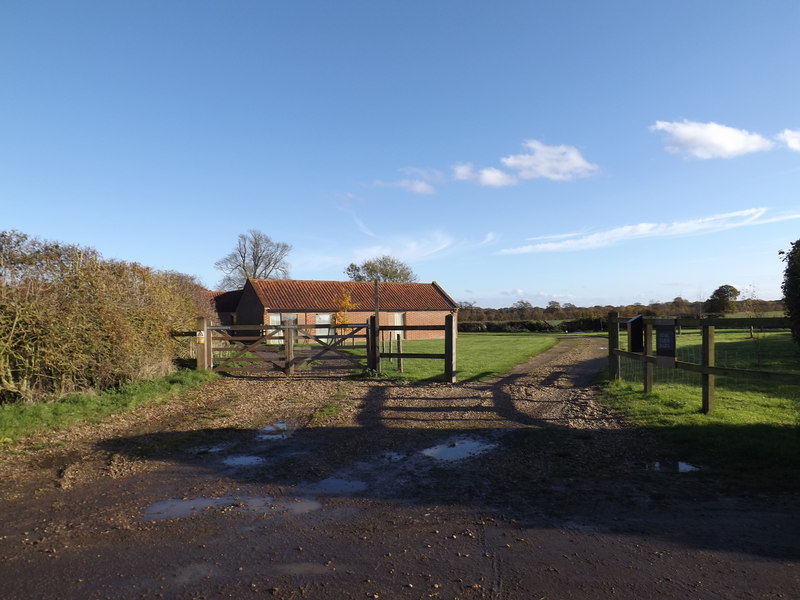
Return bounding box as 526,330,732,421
702,324,715,413
284,326,295,375
397,333,403,372
373,282,382,375
644,319,653,393
367,315,378,371
445,313,457,383
196,316,208,370
608,312,620,380
205,318,214,370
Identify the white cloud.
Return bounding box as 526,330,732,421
373,178,436,194
477,232,497,246
373,167,442,194
650,120,774,159
453,139,599,187
526,232,582,242
501,140,599,181
353,216,377,237
478,167,517,187
453,163,475,181
499,208,800,254
777,128,800,151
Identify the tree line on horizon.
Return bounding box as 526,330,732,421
457,291,785,323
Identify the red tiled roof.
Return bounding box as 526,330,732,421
247,279,458,312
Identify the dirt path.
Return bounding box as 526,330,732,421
1,337,797,599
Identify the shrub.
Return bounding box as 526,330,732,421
0,231,213,403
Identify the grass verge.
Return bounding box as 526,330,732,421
0,369,218,444
602,377,800,491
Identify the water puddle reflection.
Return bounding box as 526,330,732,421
143,495,321,521
222,455,265,467
191,443,233,454
421,438,496,462
257,422,292,441
646,461,701,473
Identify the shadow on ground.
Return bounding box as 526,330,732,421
99,358,800,561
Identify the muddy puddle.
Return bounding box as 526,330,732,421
222,455,266,467
420,438,497,461
142,495,321,521
256,422,293,441
646,461,701,473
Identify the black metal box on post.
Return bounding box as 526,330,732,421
627,315,644,353
654,319,677,367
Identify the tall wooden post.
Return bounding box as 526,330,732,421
608,312,620,381
702,324,715,413
445,313,456,383
397,334,403,372
373,281,382,374
367,315,378,371
196,316,208,370
644,320,653,393
284,326,295,375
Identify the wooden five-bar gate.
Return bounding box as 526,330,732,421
195,317,370,376
192,314,457,381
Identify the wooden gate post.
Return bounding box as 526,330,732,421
702,324,715,413
608,312,620,381
196,316,208,370
397,334,403,372
284,325,295,375
445,313,456,383
367,315,378,371
644,320,653,393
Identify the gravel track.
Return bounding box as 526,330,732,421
1,336,797,599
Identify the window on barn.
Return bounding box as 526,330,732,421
391,312,405,339
315,313,332,340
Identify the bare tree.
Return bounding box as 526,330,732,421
215,230,291,290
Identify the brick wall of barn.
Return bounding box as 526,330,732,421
263,310,457,341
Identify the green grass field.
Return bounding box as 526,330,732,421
367,333,558,382
605,328,800,489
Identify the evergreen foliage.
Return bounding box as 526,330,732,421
780,239,800,345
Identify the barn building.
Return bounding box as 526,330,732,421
224,278,458,340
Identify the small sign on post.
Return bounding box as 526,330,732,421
654,319,677,367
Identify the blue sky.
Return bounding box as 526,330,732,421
3,1,799,307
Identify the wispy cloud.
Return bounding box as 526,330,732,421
353,216,377,237
373,167,443,194
354,230,453,263
650,120,774,159
373,178,436,194
500,288,528,297
499,208,800,254
453,139,599,187
777,128,800,151
477,232,497,247
526,232,582,242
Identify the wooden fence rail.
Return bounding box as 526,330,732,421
368,313,457,383
607,312,798,413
